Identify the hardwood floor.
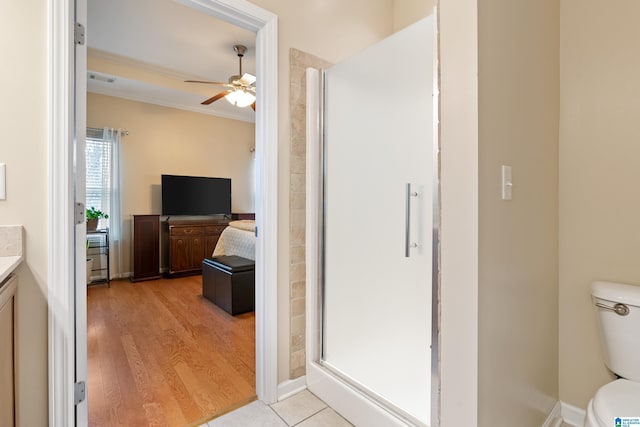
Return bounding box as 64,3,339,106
87,276,256,426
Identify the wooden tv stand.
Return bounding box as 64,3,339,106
166,217,229,277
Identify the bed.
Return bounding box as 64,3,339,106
212,220,256,261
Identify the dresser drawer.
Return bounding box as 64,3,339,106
205,225,227,235
170,226,203,236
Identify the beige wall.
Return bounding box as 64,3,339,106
559,0,640,409
393,0,437,31
478,0,559,424
87,93,255,275
439,0,479,423
0,0,49,425
1,0,480,423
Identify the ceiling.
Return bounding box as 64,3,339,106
87,0,257,122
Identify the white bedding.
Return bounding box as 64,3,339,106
212,221,256,260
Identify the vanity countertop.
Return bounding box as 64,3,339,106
0,225,24,284
0,256,22,285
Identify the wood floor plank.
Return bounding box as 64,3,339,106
121,334,171,426
87,276,255,426
101,309,149,426
134,328,192,425
87,318,108,426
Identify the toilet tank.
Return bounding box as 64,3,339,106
592,281,640,382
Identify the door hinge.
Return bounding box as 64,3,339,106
255,226,258,237
74,22,85,45
75,202,85,225
74,381,86,405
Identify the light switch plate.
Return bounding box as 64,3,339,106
501,165,512,201
0,163,5,200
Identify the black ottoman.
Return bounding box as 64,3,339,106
202,255,255,315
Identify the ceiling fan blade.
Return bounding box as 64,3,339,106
239,73,256,86
185,79,229,85
250,101,256,111
201,90,232,105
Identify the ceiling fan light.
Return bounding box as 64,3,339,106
225,89,256,108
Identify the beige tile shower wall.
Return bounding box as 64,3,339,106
559,0,640,409
289,49,331,378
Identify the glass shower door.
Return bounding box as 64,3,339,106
321,16,434,426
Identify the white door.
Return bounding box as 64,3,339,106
74,0,89,424
309,15,435,427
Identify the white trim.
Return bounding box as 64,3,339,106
307,362,420,427
174,0,274,31
542,401,563,427
50,0,279,425
561,401,586,427
88,48,221,83
252,9,279,404
277,377,307,401
540,400,588,427
48,0,76,425
87,85,254,123
152,0,281,407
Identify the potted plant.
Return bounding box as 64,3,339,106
86,207,108,231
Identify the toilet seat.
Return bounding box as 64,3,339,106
586,379,640,427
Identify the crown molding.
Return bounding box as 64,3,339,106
88,48,212,82
87,84,255,123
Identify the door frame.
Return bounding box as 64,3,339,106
48,0,279,425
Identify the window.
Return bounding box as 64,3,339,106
86,129,112,230
85,127,123,279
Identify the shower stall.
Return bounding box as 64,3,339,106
306,14,438,427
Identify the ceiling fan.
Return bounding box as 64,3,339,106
185,44,256,110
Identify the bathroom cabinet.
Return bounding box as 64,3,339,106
0,274,17,427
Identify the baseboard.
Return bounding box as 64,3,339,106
277,376,307,401
561,401,586,427
542,401,563,427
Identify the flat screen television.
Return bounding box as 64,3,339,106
161,174,231,216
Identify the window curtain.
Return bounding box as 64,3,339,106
86,127,123,279
103,128,123,280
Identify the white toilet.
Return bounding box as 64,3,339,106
585,281,640,427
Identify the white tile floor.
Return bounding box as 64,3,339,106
201,392,578,427
201,390,353,427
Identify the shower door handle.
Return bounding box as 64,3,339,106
405,183,418,257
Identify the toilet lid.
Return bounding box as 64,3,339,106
593,379,640,425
